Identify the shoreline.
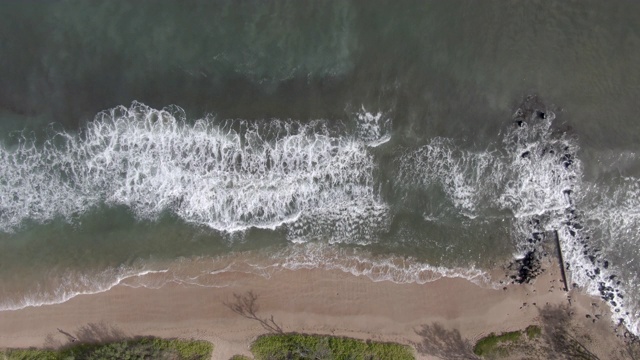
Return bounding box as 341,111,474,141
0,243,497,312
0,260,624,359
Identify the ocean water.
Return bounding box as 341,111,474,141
1,0,640,334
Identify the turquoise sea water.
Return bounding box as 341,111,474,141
1,0,640,334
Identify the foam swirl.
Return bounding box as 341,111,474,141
0,102,390,244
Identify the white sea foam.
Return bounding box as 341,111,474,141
273,242,494,287
0,243,495,310
0,102,391,244
398,113,580,220
397,137,503,216
500,114,581,218
355,106,392,147
396,112,581,250
0,266,168,311
565,176,640,334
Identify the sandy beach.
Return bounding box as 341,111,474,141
0,258,624,359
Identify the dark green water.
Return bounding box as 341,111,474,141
1,0,640,334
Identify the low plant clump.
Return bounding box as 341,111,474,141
250,333,414,360
525,325,541,339
0,337,212,360
473,330,523,357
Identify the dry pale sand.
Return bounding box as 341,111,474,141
0,262,622,359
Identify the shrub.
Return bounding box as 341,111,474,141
1,337,212,360
473,330,522,356
229,355,252,360
250,333,414,360
525,325,541,339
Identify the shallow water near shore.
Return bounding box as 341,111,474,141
1,0,640,335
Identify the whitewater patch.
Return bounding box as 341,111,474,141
0,102,391,244
567,176,640,335
397,137,503,216
355,106,392,147
273,242,494,287
396,108,580,223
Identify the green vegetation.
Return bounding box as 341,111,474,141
0,349,59,360
229,355,252,360
525,325,541,339
250,333,414,360
0,337,212,360
1,334,415,360
473,330,523,357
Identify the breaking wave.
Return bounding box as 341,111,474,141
0,102,391,244
397,109,580,222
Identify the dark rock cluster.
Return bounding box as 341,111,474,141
512,95,550,127
507,249,544,284
563,207,623,309
504,214,548,285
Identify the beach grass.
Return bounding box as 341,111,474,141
473,330,523,357
250,333,414,360
0,337,212,360
0,349,59,360
525,325,541,339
